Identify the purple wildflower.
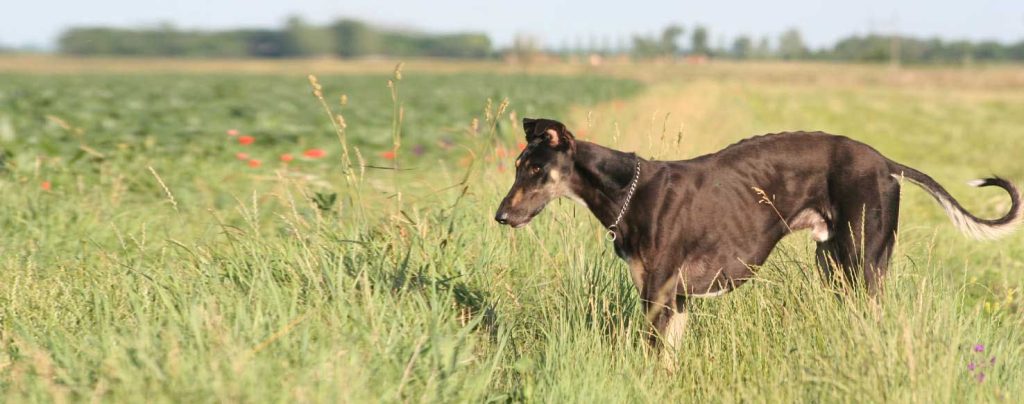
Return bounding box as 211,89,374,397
967,362,976,371
413,144,426,157
974,344,985,353
990,356,996,364
976,371,986,383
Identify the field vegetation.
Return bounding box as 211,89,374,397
1,57,1022,402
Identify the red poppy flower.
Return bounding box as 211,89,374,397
303,148,326,159
280,153,294,163
235,152,250,160
41,181,51,191
380,151,396,160
238,135,255,145
248,159,262,168
226,129,239,136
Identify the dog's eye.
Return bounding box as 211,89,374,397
529,165,542,175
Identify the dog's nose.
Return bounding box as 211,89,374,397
495,212,509,225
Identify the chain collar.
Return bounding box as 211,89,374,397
606,158,641,242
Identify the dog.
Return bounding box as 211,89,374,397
494,117,1021,361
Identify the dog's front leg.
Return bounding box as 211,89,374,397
642,272,687,371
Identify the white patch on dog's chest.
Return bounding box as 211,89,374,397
564,191,587,207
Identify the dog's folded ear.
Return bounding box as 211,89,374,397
522,118,539,136
522,118,575,152
543,122,575,151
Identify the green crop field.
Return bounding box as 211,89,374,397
1,58,1023,402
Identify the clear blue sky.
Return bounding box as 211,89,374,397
3,0,1023,49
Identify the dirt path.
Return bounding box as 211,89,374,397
567,77,755,161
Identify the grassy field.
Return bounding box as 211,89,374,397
1,57,1023,402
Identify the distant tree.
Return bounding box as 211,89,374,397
661,25,684,55
833,35,891,62
715,36,729,56
233,29,291,57
58,28,102,55
731,35,753,59
895,36,928,63
950,40,976,65
690,25,710,55
510,34,541,62
631,25,685,59
778,28,808,59
285,16,334,57
422,34,491,58
753,36,774,58
972,41,1007,61
187,32,248,57
631,36,661,58
154,22,186,56
1008,40,1024,61
330,19,378,57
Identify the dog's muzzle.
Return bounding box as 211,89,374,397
494,208,539,228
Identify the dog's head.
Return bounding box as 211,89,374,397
494,118,577,228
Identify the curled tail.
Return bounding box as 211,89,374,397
889,161,1022,240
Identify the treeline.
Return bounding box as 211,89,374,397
628,25,1024,64
53,17,1024,64
58,17,491,58
830,35,1024,64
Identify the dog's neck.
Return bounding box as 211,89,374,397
568,141,645,229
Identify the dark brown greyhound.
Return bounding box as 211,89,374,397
494,118,1021,364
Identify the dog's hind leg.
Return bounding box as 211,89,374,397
825,175,901,295
863,178,901,295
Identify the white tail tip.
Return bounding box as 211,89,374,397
966,179,986,187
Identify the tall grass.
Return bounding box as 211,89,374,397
1,62,1023,402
